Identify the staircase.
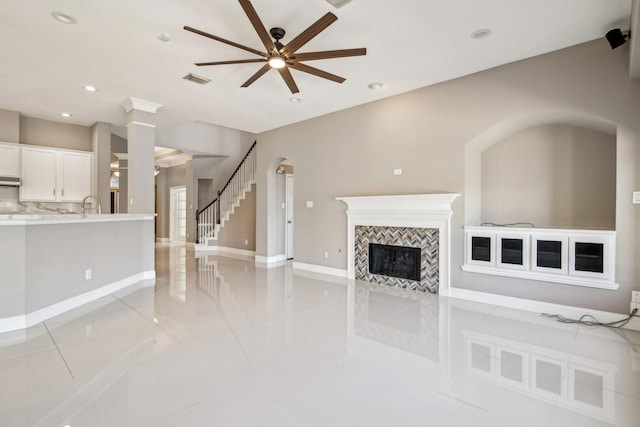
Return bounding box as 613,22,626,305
196,141,256,246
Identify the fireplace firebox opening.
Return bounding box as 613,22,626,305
368,243,422,282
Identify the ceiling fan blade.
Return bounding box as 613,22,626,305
239,0,277,53
282,12,337,55
196,59,267,66
291,48,367,61
184,25,267,58
241,63,271,88
287,62,345,84
277,67,300,94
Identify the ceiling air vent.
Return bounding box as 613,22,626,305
182,73,211,85
326,0,353,8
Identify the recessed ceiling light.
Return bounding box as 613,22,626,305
158,33,172,42
84,85,96,92
61,112,72,118
368,82,383,90
289,97,301,103
51,11,77,24
471,29,492,40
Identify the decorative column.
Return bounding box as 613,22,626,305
121,98,162,214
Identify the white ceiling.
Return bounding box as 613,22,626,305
0,0,634,141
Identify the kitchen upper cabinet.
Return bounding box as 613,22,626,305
0,142,20,178
58,150,92,201
20,146,92,202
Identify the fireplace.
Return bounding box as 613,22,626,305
369,243,421,281
355,225,439,292
337,194,459,295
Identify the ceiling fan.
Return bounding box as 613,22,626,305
184,0,366,94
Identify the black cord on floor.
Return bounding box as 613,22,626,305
480,222,536,227
541,308,638,329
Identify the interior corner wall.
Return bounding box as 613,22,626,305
255,39,640,314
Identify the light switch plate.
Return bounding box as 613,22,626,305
633,192,640,204
306,201,313,208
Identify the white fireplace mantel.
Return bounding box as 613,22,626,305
336,193,460,294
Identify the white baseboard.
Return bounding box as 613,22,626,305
0,271,156,334
448,287,640,331
254,254,287,267
292,261,348,278
195,245,256,258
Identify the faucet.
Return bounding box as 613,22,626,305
81,195,102,216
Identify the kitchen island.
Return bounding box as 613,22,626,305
0,214,155,333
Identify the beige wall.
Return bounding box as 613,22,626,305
0,109,19,143
20,116,91,151
481,124,616,229
256,39,640,314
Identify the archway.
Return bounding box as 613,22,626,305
464,111,617,226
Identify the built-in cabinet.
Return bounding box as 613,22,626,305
462,226,617,290
20,146,93,202
0,142,20,178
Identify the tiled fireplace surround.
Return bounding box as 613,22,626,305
336,194,459,294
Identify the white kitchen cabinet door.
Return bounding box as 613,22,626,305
58,151,92,202
20,146,57,201
0,142,20,177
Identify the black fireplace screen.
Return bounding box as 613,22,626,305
368,243,421,282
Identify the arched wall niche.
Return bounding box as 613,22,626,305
465,111,617,228
263,156,291,260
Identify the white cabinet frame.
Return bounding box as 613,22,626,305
462,226,618,290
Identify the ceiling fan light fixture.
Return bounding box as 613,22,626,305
268,56,286,69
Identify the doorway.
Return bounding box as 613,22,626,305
170,186,187,242
285,174,294,259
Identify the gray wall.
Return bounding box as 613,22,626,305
255,39,640,314
482,124,616,229
0,109,19,142
19,116,91,150
217,183,257,251
0,218,154,317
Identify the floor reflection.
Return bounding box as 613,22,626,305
0,244,638,426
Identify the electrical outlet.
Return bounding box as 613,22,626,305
324,251,329,259
85,269,92,280
393,169,402,175
631,302,640,313
245,239,248,245
632,291,640,303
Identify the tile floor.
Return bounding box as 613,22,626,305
1,244,639,426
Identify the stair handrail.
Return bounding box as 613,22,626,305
196,141,257,243
196,141,257,217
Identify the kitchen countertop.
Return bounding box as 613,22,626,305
0,213,155,225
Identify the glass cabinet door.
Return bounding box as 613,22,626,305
574,242,604,273
472,236,492,262
532,236,568,274
496,234,529,270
